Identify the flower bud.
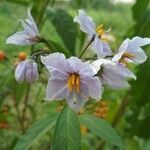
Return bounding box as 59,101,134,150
15,60,39,83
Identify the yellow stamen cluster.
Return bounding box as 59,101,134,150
67,73,80,93
96,24,108,42
119,52,135,65
96,24,105,36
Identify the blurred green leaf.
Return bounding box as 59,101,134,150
6,0,30,6
14,113,58,150
31,0,50,27
51,105,81,150
50,40,71,57
126,59,150,139
14,82,28,103
132,0,150,36
47,9,77,55
132,0,150,21
80,115,124,149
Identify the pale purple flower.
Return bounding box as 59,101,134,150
74,10,112,58
91,59,136,89
15,60,39,83
41,52,102,111
6,9,40,45
112,37,150,65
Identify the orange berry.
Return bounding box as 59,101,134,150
0,51,6,61
18,52,27,61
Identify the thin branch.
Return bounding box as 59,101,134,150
79,35,95,58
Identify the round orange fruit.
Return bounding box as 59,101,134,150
18,52,27,61
0,51,6,61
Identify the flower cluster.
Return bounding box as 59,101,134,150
6,9,150,111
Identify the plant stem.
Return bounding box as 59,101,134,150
79,35,95,58
111,92,130,127
41,38,56,53
13,80,24,133
21,84,31,133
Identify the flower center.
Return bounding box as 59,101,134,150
67,73,80,93
119,52,135,65
96,24,108,42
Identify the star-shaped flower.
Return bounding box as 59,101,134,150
6,9,40,45
41,52,102,111
74,10,112,58
112,36,150,65
91,59,136,89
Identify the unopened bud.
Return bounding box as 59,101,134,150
15,60,39,83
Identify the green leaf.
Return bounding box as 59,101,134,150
6,0,30,6
51,105,81,150
126,59,150,139
50,40,71,57
47,9,77,55
132,0,150,21
14,113,58,150
80,115,124,149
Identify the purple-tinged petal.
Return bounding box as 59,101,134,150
67,56,95,76
46,79,67,100
41,53,70,74
15,61,26,82
74,10,96,38
92,35,112,58
81,76,102,100
66,91,88,112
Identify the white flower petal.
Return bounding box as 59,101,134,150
101,74,130,89
112,50,125,62
81,76,102,99
114,64,136,80
74,9,96,37
15,61,26,82
6,9,39,46
114,37,150,64
90,59,103,74
27,8,39,35
41,53,70,74
67,56,95,76
118,38,130,52
66,91,88,112
6,31,35,45
25,61,39,83
92,35,112,58
129,36,150,48
46,79,67,100
129,47,147,64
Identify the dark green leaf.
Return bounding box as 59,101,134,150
126,59,150,139
14,113,58,150
80,115,124,149
51,105,81,150
132,0,150,21
47,9,77,55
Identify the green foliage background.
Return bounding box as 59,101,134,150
0,0,150,150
